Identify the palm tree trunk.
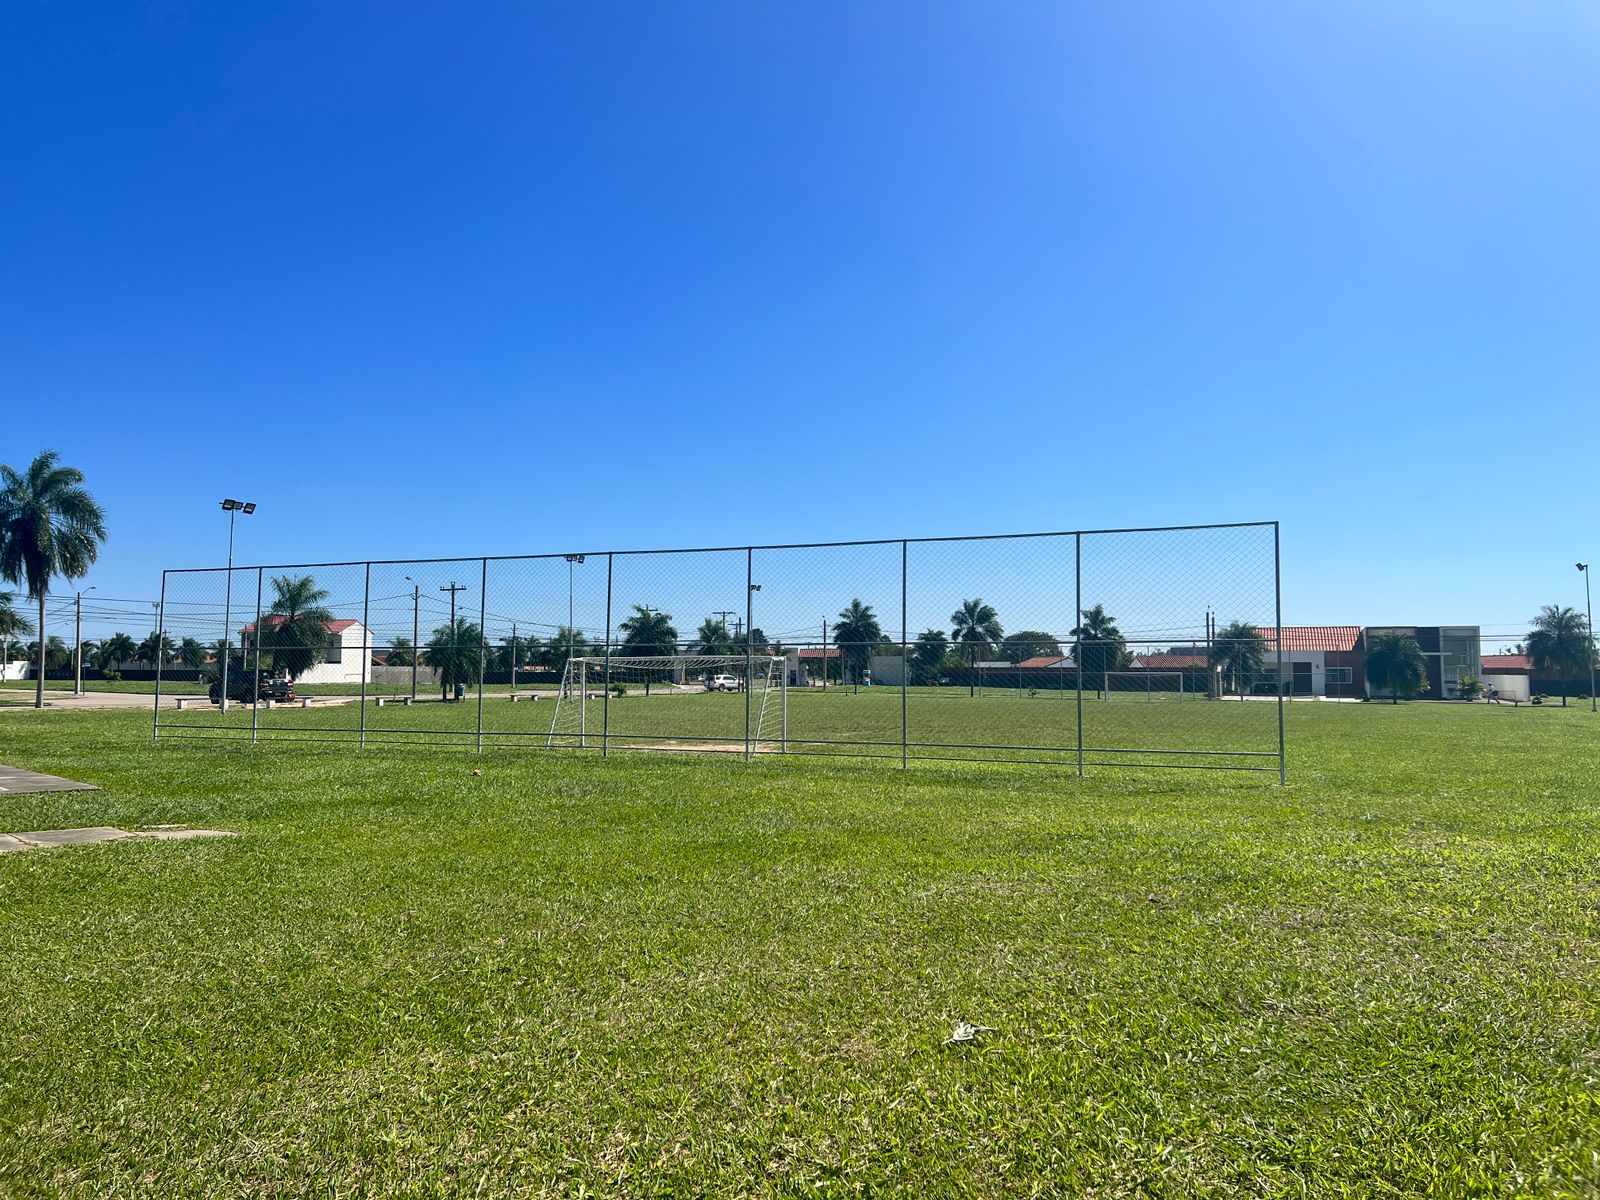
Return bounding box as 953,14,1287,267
34,591,46,708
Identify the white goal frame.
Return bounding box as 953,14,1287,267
545,654,789,756
1097,670,1187,700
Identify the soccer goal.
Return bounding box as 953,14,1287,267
1099,670,1187,700
546,654,789,755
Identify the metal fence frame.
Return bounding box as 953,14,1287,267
152,520,1286,781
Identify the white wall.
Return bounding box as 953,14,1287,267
294,624,372,685
1482,672,1530,702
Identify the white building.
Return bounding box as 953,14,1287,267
240,617,374,685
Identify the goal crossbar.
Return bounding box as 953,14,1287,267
1098,670,1187,699
545,654,789,755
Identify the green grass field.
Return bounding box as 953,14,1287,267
2,702,1598,1196
156,684,1281,770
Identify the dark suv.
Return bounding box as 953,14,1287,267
210,669,296,705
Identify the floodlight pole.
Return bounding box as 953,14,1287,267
217,499,255,714
565,555,585,676
1580,563,1596,713
745,559,757,761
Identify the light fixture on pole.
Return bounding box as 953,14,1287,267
218,499,256,713
1580,562,1596,713
564,555,585,664
74,586,96,696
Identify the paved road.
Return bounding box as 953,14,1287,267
0,689,182,710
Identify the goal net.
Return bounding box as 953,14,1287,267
1098,670,1187,700
546,654,788,754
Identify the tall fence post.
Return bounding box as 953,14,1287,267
152,572,166,741
358,562,371,750
901,539,909,769
251,567,263,745
744,547,753,762
602,553,613,757
1075,532,1084,778
477,557,488,753
1275,522,1286,785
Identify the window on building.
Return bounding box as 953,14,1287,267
1326,667,1352,684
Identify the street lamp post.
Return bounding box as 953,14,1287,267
218,499,256,714
74,586,96,695
1580,563,1596,713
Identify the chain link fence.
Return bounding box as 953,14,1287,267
151,522,1286,777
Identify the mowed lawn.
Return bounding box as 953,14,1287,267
1,704,1598,1196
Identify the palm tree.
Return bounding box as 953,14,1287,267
423,618,484,700
1209,621,1266,696
692,617,736,666
1527,604,1594,707
260,575,335,681
136,631,174,671
1366,632,1428,703
1000,630,1062,663
0,450,108,706
544,626,588,676
0,592,33,682
27,636,71,672
910,628,949,685
833,599,882,687
386,636,415,667
617,606,679,694
494,633,540,674
178,637,207,670
97,632,135,672
950,598,1003,662
1071,604,1129,692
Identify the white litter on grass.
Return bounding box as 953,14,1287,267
945,1020,996,1046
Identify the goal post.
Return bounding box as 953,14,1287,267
546,654,788,754
1099,670,1186,700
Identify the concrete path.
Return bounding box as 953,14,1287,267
0,764,98,794
0,826,235,853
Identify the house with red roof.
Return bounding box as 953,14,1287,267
1480,653,1531,702
239,615,374,685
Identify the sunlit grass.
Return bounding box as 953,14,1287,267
1,702,1598,1196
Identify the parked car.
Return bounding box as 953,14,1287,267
706,673,740,693
210,669,296,705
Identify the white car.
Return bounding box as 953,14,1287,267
706,673,740,692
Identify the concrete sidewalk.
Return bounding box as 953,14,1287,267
0,764,98,794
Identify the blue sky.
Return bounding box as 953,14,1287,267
5,1,1597,647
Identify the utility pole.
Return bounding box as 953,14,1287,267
74,586,95,696
821,618,828,691
440,582,466,627
440,581,466,701
510,620,518,695
403,579,420,701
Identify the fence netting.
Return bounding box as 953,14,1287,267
152,522,1285,776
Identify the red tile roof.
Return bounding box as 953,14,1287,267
796,647,840,659
1016,655,1072,669
241,616,359,634
1136,654,1207,669
1253,626,1362,653
1482,654,1531,671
